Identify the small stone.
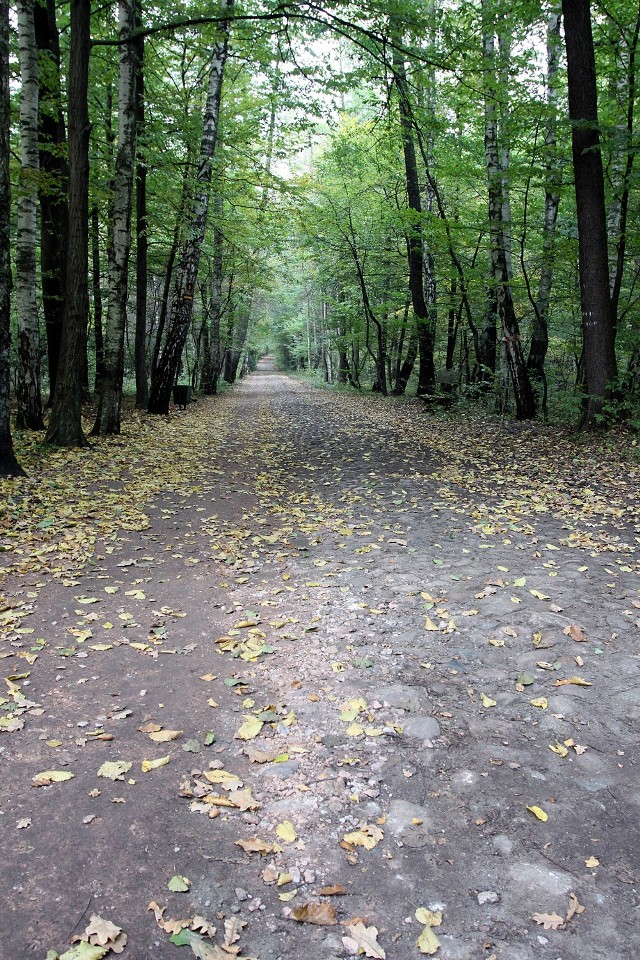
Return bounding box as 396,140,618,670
477,890,499,905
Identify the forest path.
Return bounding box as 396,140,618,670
1,367,639,960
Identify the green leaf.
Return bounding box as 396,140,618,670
167,874,191,892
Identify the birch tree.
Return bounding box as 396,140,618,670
92,0,139,435
481,0,535,419
0,0,23,474
16,0,44,429
148,0,232,415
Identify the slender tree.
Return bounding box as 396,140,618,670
34,0,68,402
45,0,91,447
562,0,617,425
134,16,148,408
148,0,232,414
16,0,44,429
92,0,139,435
0,0,24,474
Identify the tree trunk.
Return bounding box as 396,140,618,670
392,39,435,395
45,0,90,447
92,0,138,435
16,0,44,430
607,6,640,327
34,0,68,404
562,0,618,425
202,191,224,394
224,304,250,384
527,10,562,410
134,18,148,408
482,0,535,419
91,205,104,390
0,0,24,474
148,1,231,414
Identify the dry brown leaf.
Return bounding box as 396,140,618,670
563,624,587,642
291,901,338,925
139,722,162,733
84,914,123,946
224,916,246,946
191,915,217,938
317,884,347,896
532,912,565,930
235,837,275,855
566,892,586,922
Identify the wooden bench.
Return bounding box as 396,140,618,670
420,370,459,410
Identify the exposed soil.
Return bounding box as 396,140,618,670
1,358,638,960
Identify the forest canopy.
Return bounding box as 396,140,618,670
1,0,639,474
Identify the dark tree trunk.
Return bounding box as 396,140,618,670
393,44,435,395
34,0,68,404
202,191,224,394
134,19,148,407
562,0,618,425
0,0,24,474
393,332,418,395
45,0,90,447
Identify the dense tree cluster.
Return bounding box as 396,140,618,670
1,0,638,474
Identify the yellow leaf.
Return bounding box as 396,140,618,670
481,693,497,708
529,589,550,600
148,729,182,742
416,925,441,955
75,597,100,604
530,697,548,709
488,638,504,648
585,856,600,868
514,577,526,587
32,770,74,786
424,617,439,631
276,820,297,843
279,890,298,902
526,805,548,822
343,824,383,850
346,723,364,737
553,676,592,687
415,909,442,927
234,716,264,741
549,742,569,757
141,755,170,772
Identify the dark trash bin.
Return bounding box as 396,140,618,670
173,384,192,409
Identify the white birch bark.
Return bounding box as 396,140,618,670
16,0,44,429
148,0,231,413
92,0,138,434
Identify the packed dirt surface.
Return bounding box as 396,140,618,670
1,358,639,960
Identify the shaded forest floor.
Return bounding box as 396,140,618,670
1,359,639,960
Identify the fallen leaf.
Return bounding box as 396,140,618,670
141,755,170,772
553,676,592,687
85,914,123,946
167,875,191,892
585,856,600,868
527,805,549,822
343,824,383,850
234,716,264,741
343,921,385,958
481,693,497,708
291,901,338,925
532,912,564,930
317,884,347,896
566,892,586,921
32,770,75,786
563,624,587,642
235,837,275,855
276,820,297,843
530,697,548,709
148,729,182,742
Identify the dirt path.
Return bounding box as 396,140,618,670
1,362,638,960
